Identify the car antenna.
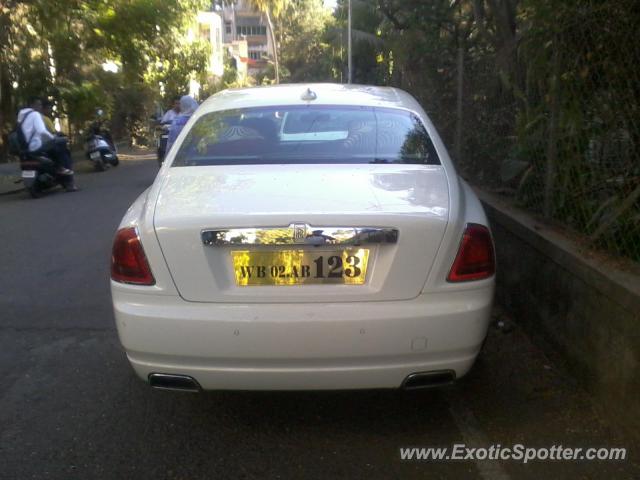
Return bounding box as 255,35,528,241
301,88,317,101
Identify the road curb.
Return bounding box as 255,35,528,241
0,186,25,196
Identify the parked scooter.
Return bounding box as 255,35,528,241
20,153,75,198
86,109,118,171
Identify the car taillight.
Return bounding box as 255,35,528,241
447,223,495,282
111,227,155,285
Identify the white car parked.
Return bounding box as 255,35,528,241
110,84,495,392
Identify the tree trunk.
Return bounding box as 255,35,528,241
472,0,489,40
0,5,13,161
485,0,519,76
543,47,560,220
265,9,279,84
454,47,464,162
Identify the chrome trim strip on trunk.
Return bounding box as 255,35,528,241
202,224,399,246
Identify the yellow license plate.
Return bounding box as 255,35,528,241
231,249,370,286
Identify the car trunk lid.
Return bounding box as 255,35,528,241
153,164,449,303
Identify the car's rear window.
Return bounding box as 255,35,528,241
172,105,440,166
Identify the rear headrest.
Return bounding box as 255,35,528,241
239,117,278,141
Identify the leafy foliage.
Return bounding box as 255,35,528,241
278,0,336,82
0,0,208,152
2,0,636,260
321,0,639,262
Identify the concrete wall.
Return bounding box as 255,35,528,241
476,189,640,437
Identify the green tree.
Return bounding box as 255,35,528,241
278,0,336,82
0,0,210,155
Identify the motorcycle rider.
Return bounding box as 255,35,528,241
90,108,115,147
42,99,78,191
17,97,75,181
161,96,181,125
41,99,57,134
155,98,179,162
166,95,198,152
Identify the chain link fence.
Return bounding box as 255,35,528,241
451,0,639,264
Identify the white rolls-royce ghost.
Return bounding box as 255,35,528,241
110,84,495,392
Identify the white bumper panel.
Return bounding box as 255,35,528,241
112,285,493,390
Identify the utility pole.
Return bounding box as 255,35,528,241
347,0,352,84
454,47,463,162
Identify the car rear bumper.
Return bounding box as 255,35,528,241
112,285,493,390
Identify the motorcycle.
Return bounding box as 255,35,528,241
155,122,171,165
20,152,75,198
86,109,119,171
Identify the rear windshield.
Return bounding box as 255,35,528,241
172,106,440,166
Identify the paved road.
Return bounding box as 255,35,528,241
0,155,637,479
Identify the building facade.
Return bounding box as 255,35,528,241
220,0,275,76
194,11,225,78
183,10,225,98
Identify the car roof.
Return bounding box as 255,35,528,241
198,83,423,114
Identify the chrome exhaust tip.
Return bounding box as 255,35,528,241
401,370,456,390
148,373,201,393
